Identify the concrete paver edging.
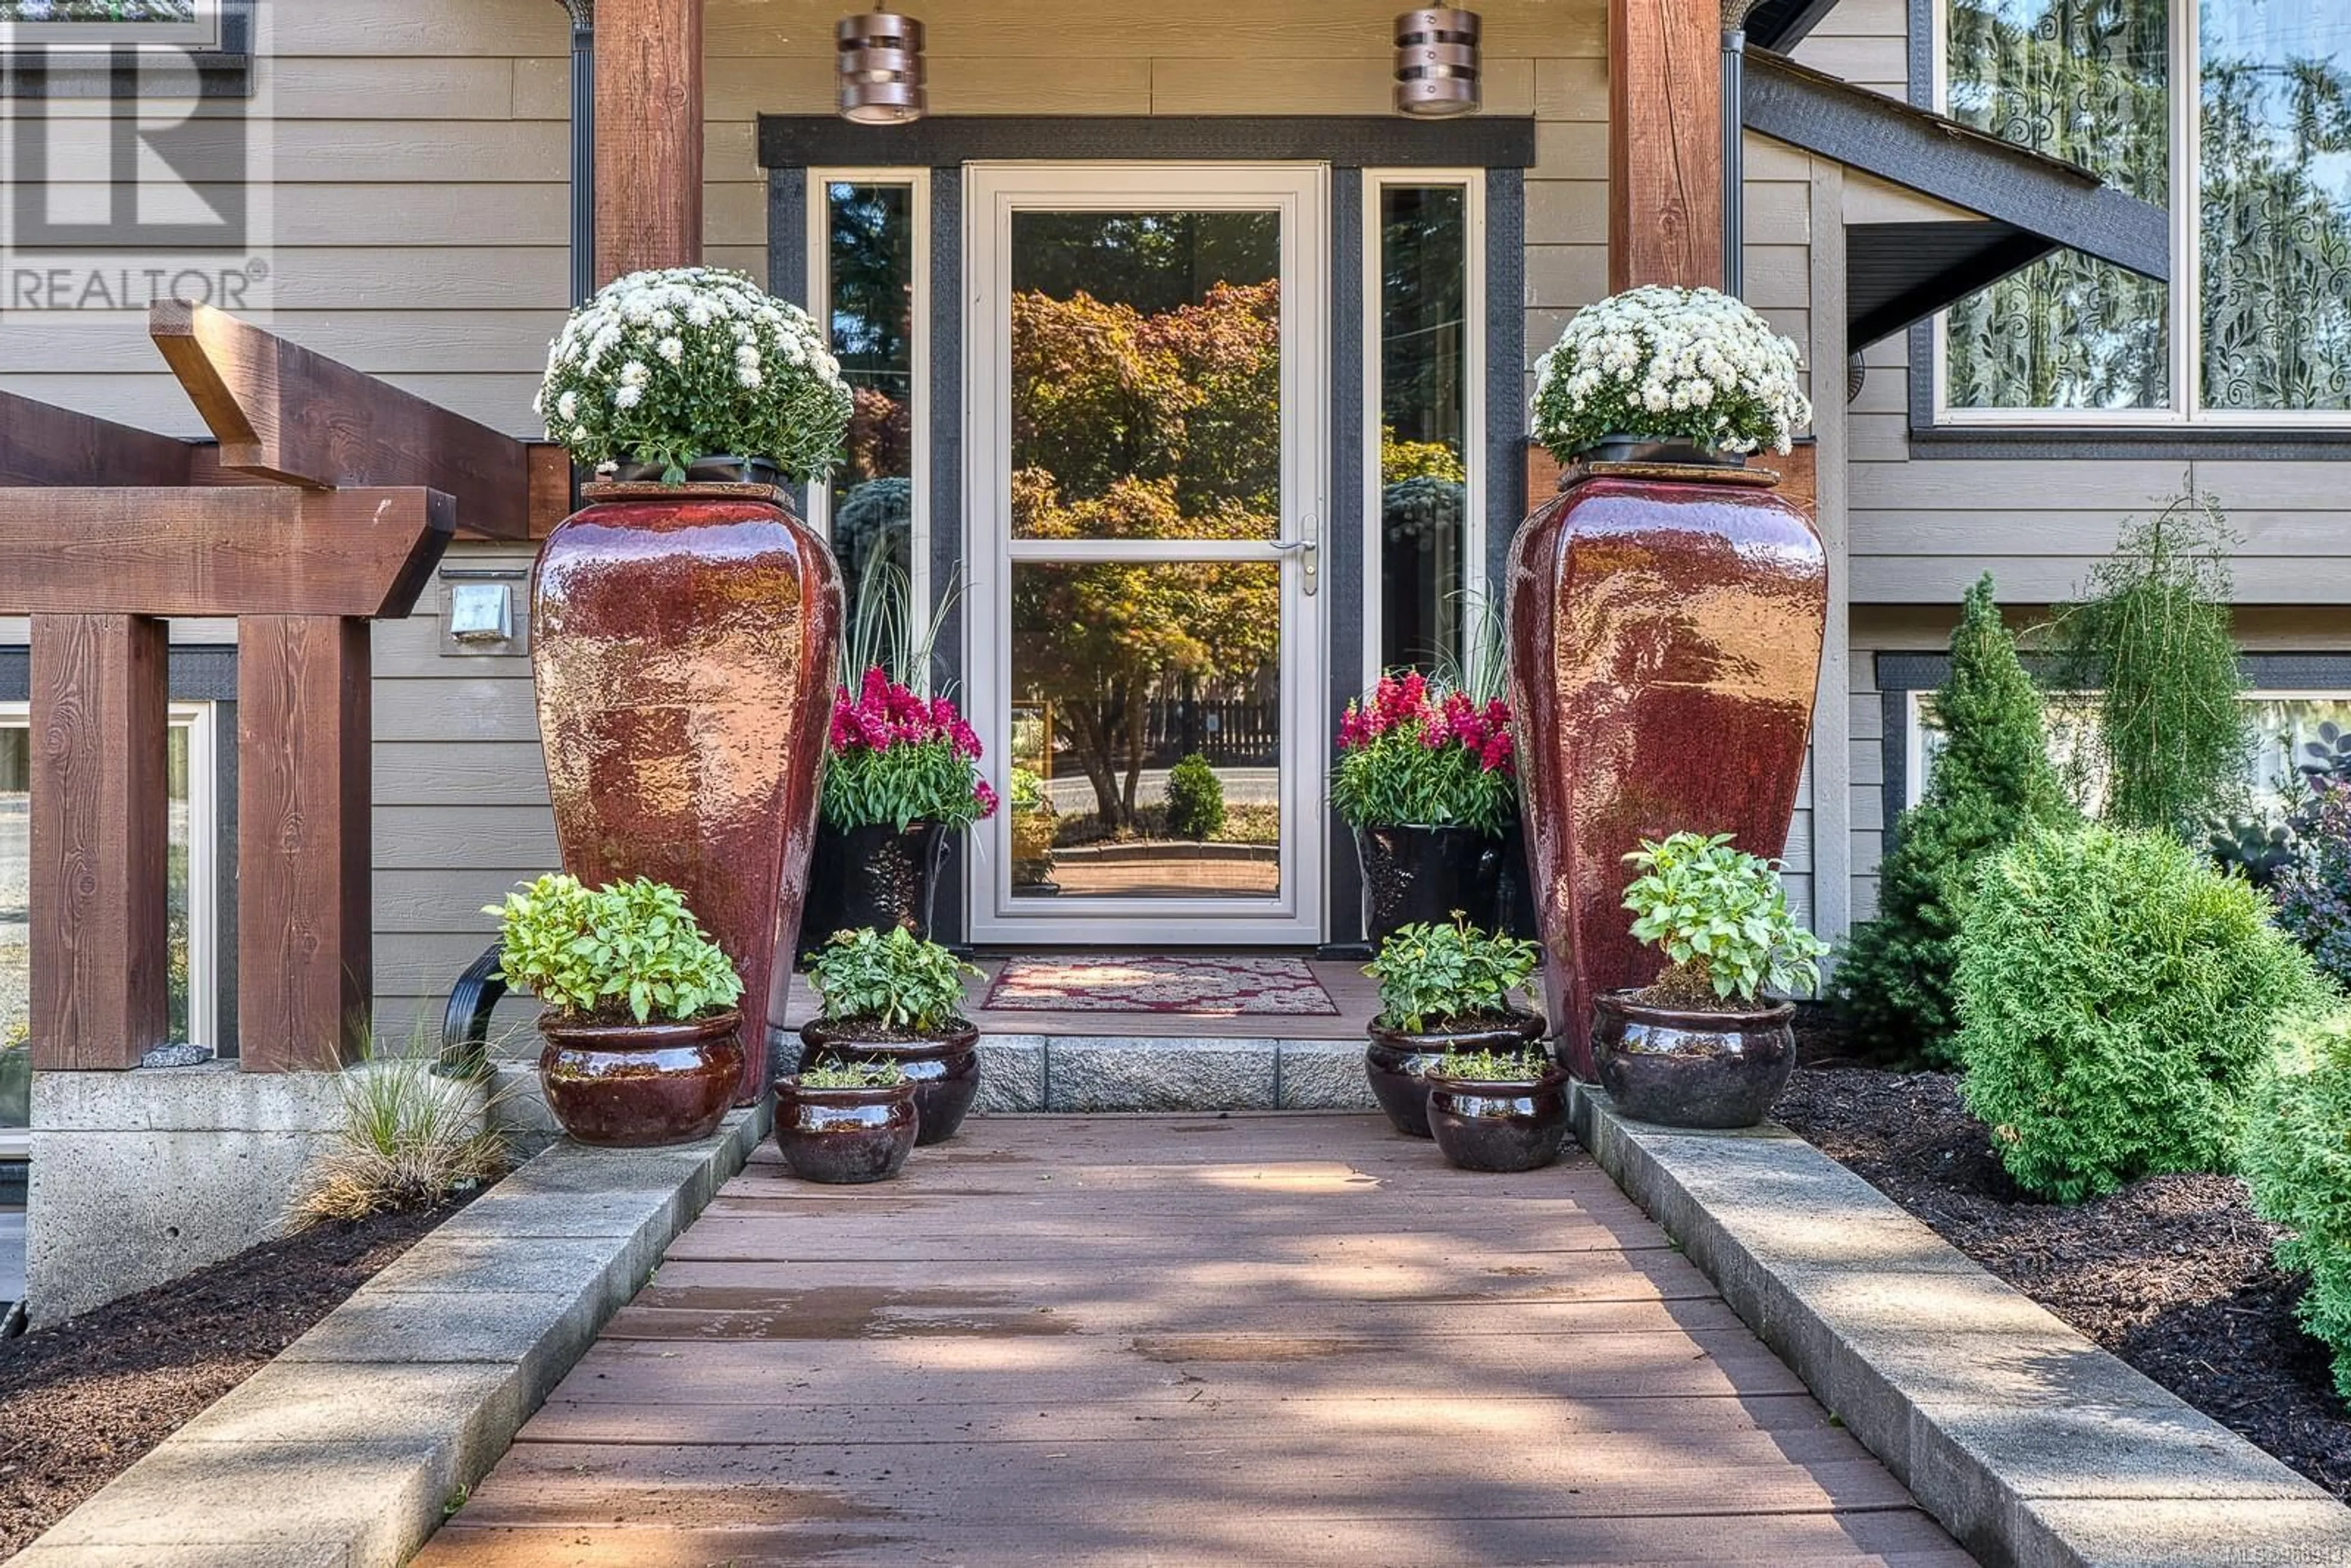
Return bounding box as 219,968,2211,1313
12,1103,771,1568
1570,1082,2351,1568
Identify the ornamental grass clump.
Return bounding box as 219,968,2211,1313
487,873,743,1026
2244,1012,2351,1400
1954,822,2334,1202
1832,576,2075,1065
1366,917,1542,1033
823,667,999,832
1621,832,1828,1008
290,1035,512,1228
535,266,852,482
1332,672,1517,837
808,926,978,1036
1532,285,1812,460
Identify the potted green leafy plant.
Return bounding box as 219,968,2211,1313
775,1058,918,1184
488,874,746,1148
1362,917,1544,1139
1593,833,1829,1128
1334,674,1517,944
799,926,982,1145
1423,1045,1575,1173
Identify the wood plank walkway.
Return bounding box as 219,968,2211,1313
417,1116,1973,1567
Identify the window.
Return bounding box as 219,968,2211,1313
0,701,220,1153
1936,0,2351,422
1365,172,1485,681
808,172,929,640
1904,688,2351,814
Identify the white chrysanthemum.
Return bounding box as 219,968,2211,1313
614,384,644,410
557,390,579,421
1531,285,1810,459
658,337,685,364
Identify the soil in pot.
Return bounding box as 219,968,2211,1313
538,1011,744,1149
1365,1011,1543,1139
1355,825,1503,947
1425,1065,1575,1173
774,1078,919,1184
800,1016,981,1146
1590,988,1795,1129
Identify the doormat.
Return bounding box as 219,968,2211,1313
983,956,1338,1016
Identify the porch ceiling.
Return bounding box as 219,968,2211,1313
1741,48,2170,350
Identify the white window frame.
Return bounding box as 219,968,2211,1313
0,700,216,1153
804,167,934,624
1929,0,2351,429
0,0,220,50
1904,686,2351,810
1360,169,1488,692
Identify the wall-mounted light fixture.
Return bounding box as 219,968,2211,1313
837,7,926,126
1393,9,1481,118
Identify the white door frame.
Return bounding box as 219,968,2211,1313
963,162,1330,947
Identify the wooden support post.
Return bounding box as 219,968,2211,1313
594,0,704,282
238,616,372,1072
1609,0,1725,291
28,615,170,1069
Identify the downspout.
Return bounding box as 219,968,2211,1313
558,0,596,301
1722,0,1759,295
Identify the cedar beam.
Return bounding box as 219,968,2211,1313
238,615,372,1072
1610,0,1725,291
29,614,171,1070
149,302,534,540
0,486,456,618
594,0,704,281
0,388,194,488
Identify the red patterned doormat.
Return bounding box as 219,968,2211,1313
983,956,1339,1016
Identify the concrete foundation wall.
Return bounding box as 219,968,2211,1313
27,1061,489,1326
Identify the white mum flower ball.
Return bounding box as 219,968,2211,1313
614,384,644,410
557,390,579,421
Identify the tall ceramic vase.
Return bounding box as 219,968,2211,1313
1505,448,1827,1079
533,479,844,1106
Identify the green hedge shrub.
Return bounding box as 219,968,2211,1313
2244,1013,2351,1400
1165,753,1226,841
1955,822,2333,1201
1832,575,2072,1065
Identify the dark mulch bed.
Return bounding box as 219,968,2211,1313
1776,1067,2351,1501
0,1202,463,1557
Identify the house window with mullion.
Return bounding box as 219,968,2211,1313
1938,0,2351,421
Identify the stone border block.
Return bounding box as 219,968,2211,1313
1570,1083,2351,1568
1275,1040,1378,1110
18,1104,769,1568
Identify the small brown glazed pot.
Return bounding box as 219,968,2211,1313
1425,1062,1575,1173
537,1010,744,1149
1590,990,1797,1130
798,1017,981,1146
774,1078,919,1184
1364,1011,1543,1139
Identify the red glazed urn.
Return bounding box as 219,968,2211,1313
1504,456,1827,1079
532,481,843,1106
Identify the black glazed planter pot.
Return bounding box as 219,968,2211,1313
1590,990,1797,1130
800,1016,981,1146
1425,1063,1575,1173
1355,824,1504,946
774,1077,919,1184
1364,1011,1543,1139
800,820,950,954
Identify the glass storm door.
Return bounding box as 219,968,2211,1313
966,164,1328,945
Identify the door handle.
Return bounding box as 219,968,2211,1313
1272,514,1319,597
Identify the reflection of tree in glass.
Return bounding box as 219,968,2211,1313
0,1,192,17
1011,211,1280,317
1945,0,2351,412
1010,277,1283,830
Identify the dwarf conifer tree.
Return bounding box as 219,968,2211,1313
1832,576,2073,1065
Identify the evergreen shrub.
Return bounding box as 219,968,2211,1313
2244,1012,2351,1400
2276,778,2351,989
1164,753,1226,841
1955,822,2333,1202
1832,576,2072,1065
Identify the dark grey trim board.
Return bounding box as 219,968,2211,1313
0,645,235,703
1326,168,1367,949
1485,168,1528,595
1875,650,2351,835
929,168,969,947
760,116,1537,171
1847,222,2053,351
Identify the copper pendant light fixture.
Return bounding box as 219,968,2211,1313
1393,9,1481,118
837,6,926,125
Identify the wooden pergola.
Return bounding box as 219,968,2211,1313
0,306,567,1073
